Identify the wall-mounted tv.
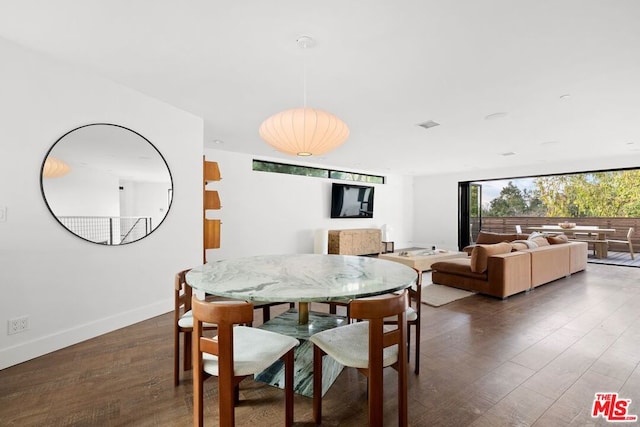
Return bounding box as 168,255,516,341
330,183,375,218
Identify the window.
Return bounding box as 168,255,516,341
252,160,385,184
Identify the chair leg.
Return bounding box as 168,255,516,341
313,345,324,425
284,349,294,427
415,321,420,375
193,352,204,427
174,328,180,387
368,362,384,427
184,332,192,372
398,353,408,427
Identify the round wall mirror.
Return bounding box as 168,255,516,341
41,123,173,245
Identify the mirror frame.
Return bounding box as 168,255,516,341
40,123,174,246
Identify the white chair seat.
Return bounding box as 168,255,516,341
309,322,398,369
384,306,416,322
178,310,216,328
203,326,299,377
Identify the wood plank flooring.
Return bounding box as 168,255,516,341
1,263,639,426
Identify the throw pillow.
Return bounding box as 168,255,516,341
547,234,569,244
512,239,538,249
528,231,550,247
470,242,513,274
528,231,545,240
531,236,550,246
510,241,530,251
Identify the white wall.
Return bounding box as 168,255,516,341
43,167,120,216
203,149,415,260
414,157,640,252
0,38,203,369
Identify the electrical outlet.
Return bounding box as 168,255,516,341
8,316,29,335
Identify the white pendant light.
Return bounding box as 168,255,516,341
259,107,349,156
259,36,349,157
43,156,71,178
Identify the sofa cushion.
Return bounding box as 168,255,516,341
475,231,518,245
547,234,569,244
510,241,530,251
470,242,513,273
530,236,550,247
528,231,550,247
431,258,487,280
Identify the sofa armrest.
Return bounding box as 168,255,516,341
568,241,588,273
486,251,532,298
462,245,475,256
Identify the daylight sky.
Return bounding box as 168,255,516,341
476,178,536,207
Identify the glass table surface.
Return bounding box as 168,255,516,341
186,253,417,302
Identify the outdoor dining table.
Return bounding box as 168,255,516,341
527,225,616,258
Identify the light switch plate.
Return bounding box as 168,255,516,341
0,206,6,222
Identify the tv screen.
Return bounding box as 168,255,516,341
331,183,375,218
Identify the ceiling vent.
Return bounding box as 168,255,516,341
417,120,440,130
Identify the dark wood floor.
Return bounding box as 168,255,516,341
2,263,639,426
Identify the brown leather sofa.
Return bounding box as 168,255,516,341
431,232,588,299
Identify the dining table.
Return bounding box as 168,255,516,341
527,225,616,258
185,253,417,324
186,253,417,397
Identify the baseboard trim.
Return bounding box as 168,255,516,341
0,298,172,370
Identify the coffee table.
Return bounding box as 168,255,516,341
378,249,467,272
377,249,466,375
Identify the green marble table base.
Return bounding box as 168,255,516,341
255,309,347,398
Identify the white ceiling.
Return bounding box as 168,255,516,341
2,0,640,176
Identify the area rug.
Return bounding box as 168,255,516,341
421,283,476,307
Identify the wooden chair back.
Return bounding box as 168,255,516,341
192,298,254,427
174,269,194,386
349,290,409,427
175,269,193,323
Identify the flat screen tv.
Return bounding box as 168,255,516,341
330,183,375,218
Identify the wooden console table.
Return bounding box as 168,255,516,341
327,228,382,256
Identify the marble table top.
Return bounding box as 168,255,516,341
186,254,417,303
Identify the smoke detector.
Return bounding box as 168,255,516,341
417,120,440,130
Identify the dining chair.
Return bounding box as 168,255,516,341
174,269,219,387
192,296,299,427
310,291,408,427
326,299,351,321
174,269,293,386
607,227,635,259
385,268,421,374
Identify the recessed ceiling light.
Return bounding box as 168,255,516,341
417,120,440,129
485,112,508,120
559,94,571,100
296,35,316,49
500,152,516,156
212,139,224,144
